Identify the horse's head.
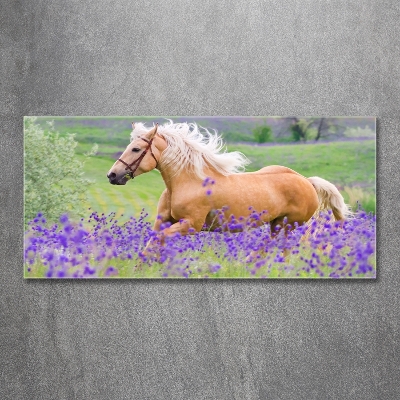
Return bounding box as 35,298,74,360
107,123,162,185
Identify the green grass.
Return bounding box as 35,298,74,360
29,117,376,220
78,139,376,221
229,141,376,213
79,154,165,223
229,141,375,187
25,241,376,279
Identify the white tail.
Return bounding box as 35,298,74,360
307,176,353,221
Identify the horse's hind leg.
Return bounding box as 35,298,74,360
245,216,294,264
245,221,271,263
270,216,294,260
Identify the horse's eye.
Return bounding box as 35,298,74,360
132,147,141,152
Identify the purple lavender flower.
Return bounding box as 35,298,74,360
24,207,375,279
209,264,221,273
59,214,69,224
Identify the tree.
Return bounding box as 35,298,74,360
289,118,310,141
253,124,273,143
277,118,346,142
313,118,344,141
24,117,97,225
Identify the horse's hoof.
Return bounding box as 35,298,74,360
245,254,256,263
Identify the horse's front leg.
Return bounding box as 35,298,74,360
139,217,202,268
140,216,167,263
158,217,204,242
139,189,173,265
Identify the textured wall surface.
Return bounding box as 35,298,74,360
1,1,399,399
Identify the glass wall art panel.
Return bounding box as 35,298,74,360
24,116,376,279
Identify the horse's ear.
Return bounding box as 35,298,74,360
147,123,158,139
131,121,135,129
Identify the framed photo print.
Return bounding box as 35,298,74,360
24,116,376,279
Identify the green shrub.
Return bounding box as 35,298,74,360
289,121,309,142
253,125,273,143
24,117,97,226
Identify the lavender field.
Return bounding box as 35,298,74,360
24,207,376,279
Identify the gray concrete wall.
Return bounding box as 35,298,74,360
1,1,398,399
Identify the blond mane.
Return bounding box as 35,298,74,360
130,120,250,179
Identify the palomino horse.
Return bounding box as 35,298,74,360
107,121,351,254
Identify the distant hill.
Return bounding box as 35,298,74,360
33,116,376,145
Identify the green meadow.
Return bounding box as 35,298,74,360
78,141,376,222
35,117,376,221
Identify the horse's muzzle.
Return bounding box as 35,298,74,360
107,172,128,185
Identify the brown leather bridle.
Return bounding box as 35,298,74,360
117,134,159,179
